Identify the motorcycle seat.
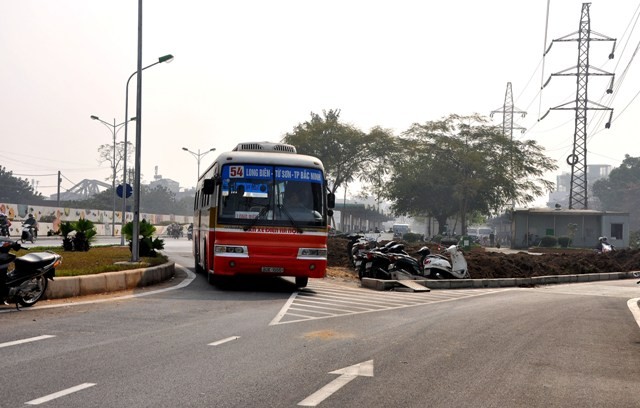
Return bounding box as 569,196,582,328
14,252,58,270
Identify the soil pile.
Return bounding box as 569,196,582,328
327,237,640,280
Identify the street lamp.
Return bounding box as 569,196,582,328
121,53,174,246
182,147,216,181
90,115,136,236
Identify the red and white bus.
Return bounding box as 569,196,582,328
192,142,335,287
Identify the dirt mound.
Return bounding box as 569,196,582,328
327,237,640,280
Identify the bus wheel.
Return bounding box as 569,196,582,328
194,253,203,274
295,277,308,288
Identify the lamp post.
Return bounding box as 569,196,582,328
182,147,216,181
90,115,136,236
121,53,174,246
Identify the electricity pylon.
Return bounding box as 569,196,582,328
491,82,527,141
540,2,616,209
490,82,526,210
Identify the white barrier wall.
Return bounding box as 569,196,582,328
0,202,193,237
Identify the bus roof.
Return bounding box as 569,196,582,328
200,149,325,181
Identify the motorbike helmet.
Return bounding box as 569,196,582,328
28,213,34,218
599,236,608,242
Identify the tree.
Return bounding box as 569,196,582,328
386,114,557,234
98,141,134,184
282,110,373,194
593,155,640,230
71,185,182,216
140,185,178,215
0,166,43,203
357,126,399,209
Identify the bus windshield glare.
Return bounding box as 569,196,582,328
218,164,326,226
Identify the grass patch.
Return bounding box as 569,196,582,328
14,245,168,277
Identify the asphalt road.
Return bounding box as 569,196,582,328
1,239,640,407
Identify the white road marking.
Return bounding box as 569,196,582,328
0,335,55,349
298,360,374,407
25,383,96,405
208,336,240,346
271,280,508,325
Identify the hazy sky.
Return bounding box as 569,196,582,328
1,1,639,203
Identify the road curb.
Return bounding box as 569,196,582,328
44,262,175,299
362,271,639,291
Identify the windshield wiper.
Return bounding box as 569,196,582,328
243,204,270,231
278,205,303,234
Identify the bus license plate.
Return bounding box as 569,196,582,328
262,266,284,273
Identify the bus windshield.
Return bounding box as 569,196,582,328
218,164,326,227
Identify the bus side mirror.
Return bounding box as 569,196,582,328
327,209,334,217
202,179,215,195
327,192,335,209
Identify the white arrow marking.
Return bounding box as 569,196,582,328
298,360,373,406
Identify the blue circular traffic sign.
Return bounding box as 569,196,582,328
117,183,133,198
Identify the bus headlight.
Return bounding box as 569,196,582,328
214,245,249,257
297,248,327,260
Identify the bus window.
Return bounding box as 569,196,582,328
218,164,325,225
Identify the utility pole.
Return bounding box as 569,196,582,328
57,171,61,209
540,2,616,209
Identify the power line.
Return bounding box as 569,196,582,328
12,172,58,177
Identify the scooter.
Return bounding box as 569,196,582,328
596,242,615,254
0,239,61,309
418,245,470,279
20,224,36,243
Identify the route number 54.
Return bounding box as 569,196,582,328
229,166,244,178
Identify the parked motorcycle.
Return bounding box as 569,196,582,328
20,224,36,244
358,242,419,280
418,245,470,279
349,235,378,271
0,239,61,309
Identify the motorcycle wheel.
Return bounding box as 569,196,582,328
18,275,48,307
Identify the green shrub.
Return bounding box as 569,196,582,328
122,219,165,257
60,219,96,252
73,218,97,251
557,236,571,248
539,235,558,247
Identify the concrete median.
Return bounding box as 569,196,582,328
45,262,175,299
361,271,639,291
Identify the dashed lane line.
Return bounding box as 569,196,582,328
270,280,507,325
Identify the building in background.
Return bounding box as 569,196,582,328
548,164,612,209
